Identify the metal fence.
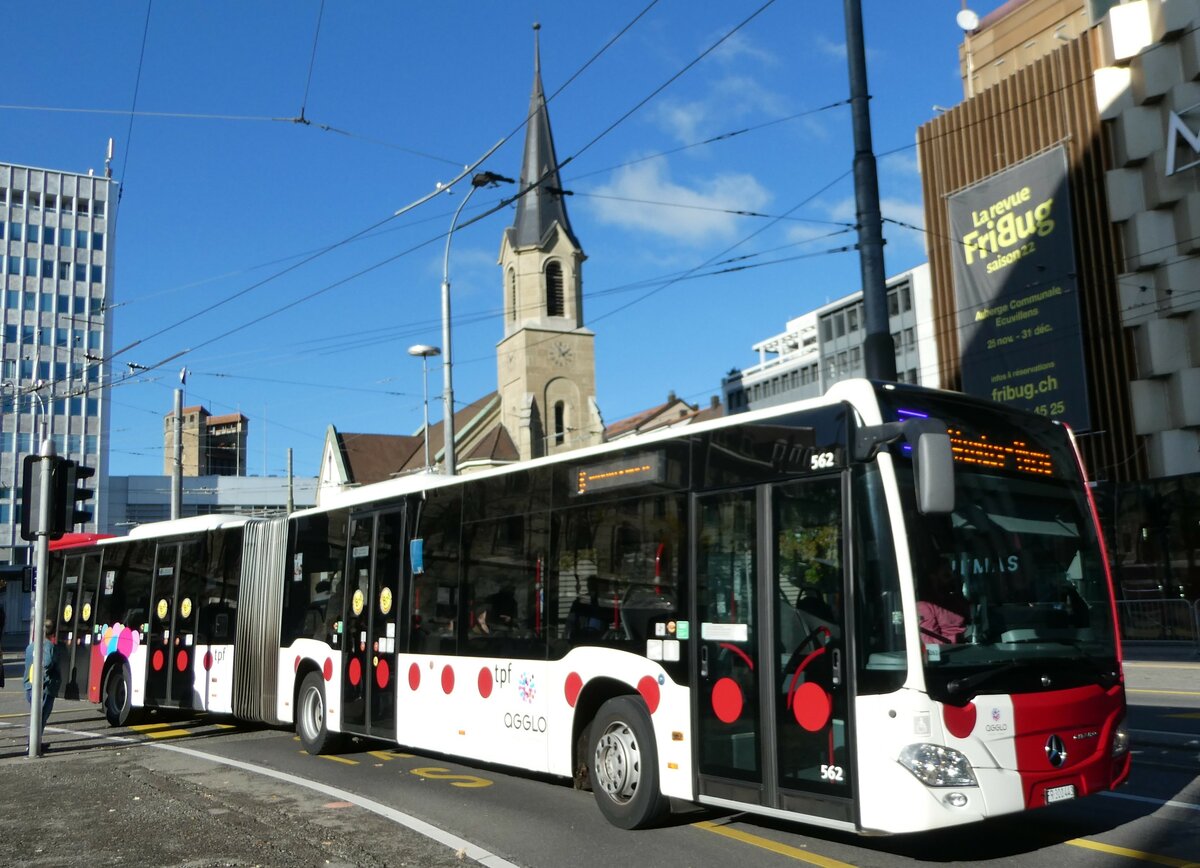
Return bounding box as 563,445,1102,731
1115,597,1200,646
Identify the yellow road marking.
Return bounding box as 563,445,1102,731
1068,838,1200,867
315,754,358,765
128,723,194,739
1164,712,1200,719
694,820,857,867
0,713,29,719
367,750,399,761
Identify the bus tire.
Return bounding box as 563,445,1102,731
102,661,136,727
588,696,669,829
296,671,340,754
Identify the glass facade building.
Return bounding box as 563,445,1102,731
0,162,114,567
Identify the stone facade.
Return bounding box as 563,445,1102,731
1096,0,1200,476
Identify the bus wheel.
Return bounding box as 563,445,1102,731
102,662,135,727
296,671,339,754
589,697,669,829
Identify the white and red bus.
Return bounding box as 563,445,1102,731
47,380,1129,833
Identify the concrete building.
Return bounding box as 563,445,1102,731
1,160,116,641
106,473,317,528
722,265,937,413
918,0,1200,598
162,405,249,476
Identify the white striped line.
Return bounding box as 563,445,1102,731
31,722,518,868
152,742,520,868
1100,791,1200,813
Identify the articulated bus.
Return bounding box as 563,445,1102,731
47,380,1129,833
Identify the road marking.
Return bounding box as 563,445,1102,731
1068,838,1200,867
0,712,28,719
155,741,519,868
694,820,856,867
367,750,398,761
1164,712,1200,719
1100,791,1200,814
128,723,195,739
409,767,492,788
1127,688,1200,697
315,753,358,766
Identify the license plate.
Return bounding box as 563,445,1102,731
1045,784,1076,804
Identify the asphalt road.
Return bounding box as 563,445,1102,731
0,648,1197,868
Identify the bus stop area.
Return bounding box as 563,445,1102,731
0,669,470,868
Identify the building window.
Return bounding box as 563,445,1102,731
44,194,57,211
545,262,564,317
74,263,87,282
42,226,55,246
92,232,103,251
26,225,39,244
91,265,103,283
10,223,22,242
75,230,87,249
554,401,565,446
94,200,105,217
60,228,73,248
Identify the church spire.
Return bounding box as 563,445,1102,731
511,23,579,249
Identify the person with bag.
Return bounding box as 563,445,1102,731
23,619,60,755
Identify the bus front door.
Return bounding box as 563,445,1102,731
694,477,853,825
340,508,405,741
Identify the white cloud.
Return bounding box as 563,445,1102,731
880,150,920,177
710,31,779,68
588,158,772,245
816,35,847,59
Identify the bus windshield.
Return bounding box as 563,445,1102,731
879,388,1118,700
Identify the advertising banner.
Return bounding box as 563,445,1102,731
948,145,1091,430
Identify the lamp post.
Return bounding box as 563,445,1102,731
407,344,440,470
440,170,513,476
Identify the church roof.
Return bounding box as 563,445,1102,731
510,25,579,250
335,431,424,485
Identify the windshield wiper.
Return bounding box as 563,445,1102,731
996,637,1120,687
947,661,1020,697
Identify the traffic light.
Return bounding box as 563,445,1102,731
55,459,95,533
20,454,64,541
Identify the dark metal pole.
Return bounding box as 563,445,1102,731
844,0,897,381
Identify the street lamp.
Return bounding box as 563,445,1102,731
407,344,441,470
440,170,513,475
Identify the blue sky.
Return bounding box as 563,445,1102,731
0,1,1005,479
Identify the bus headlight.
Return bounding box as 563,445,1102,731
1112,720,1130,757
898,743,978,787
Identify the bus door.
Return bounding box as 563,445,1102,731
52,554,79,699
145,540,204,709
54,552,102,701
694,476,853,824
341,507,406,740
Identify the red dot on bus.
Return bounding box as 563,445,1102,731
322,658,333,681
176,650,188,673
152,649,164,671
712,677,743,724
441,665,455,694
377,659,390,689
565,672,583,707
293,655,300,673
408,662,421,691
348,657,362,687
478,667,493,699
204,652,214,671
942,701,977,739
637,676,661,714
792,682,831,732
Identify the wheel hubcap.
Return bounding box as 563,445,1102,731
594,721,641,804
302,687,323,741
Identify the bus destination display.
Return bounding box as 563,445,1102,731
573,451,665,496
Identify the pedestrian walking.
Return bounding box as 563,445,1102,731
23,619,60,755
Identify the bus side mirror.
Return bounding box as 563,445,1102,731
914,432,955,515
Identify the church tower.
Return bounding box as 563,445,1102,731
497,25,603,460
